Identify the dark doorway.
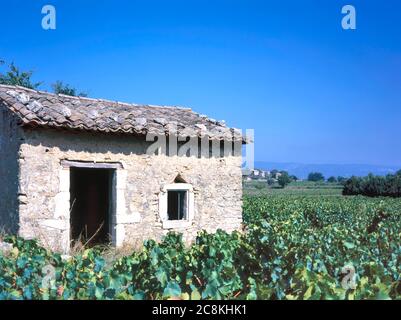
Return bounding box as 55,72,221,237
70,167,113,247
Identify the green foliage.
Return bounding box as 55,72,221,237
2,195,401,300
252,181,266,190
0,61,42,89
52,80,88,97
343,173,401,197
0,59,89,95
308,172,325,182
242,195,401,300
266,178,275,186
278,172,291,188
327,176,337,183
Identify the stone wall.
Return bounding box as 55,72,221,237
17,128,243,252
0,107,22,233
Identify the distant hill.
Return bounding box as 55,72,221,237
254,162,400,180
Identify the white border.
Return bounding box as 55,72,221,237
159,183,194,229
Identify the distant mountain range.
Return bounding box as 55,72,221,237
254,162,400,180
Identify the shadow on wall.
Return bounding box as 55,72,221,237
22,127,231,159
0,107,22,234
23,128,151,156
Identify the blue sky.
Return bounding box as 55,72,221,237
1,0,401,166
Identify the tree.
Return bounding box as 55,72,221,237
343,176,362,195
337,176,347,185
0,61,41,89
343,173,401,197
308,172,325,182
327,176,337,183
266,177,275,186
290,175,298,181
52,80,87,97
278,171,291,188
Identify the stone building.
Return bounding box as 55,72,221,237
0,85,244,252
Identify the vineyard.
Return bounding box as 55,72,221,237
1,195,401,300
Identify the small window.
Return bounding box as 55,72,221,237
167,190,188,220
159,182,194,229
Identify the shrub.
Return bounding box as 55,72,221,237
343,173,401,197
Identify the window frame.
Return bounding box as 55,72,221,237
167,189,188,220
159,183,194,229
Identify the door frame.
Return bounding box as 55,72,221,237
59,160,122,251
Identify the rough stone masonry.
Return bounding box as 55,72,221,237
0,84,245,253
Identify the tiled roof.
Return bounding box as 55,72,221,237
0,85,244,142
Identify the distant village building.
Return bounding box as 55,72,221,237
0,85,246,252
242,169,271,181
